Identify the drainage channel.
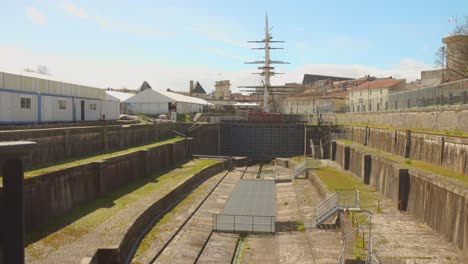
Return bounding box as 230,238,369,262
231,235,247,264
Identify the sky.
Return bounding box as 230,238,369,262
0,0,466,93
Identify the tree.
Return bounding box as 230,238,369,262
23,65,52,76
435,16,468,80
36,65,51,75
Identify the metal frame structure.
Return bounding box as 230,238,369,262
239,14,295,112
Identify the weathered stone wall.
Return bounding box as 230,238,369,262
335,142,346,168
0,123,224,169
347,126,468,175
0,123,173,168
331,141,468,255
406,169,467,251
368,156,400,202
20,139,190,231
443,137,468,176
348,147,365,179
330,105,468,132
409,132,443,165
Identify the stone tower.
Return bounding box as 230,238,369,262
215,80,231,99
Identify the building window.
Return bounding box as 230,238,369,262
89,103,97,110
59,100,67,110
380,89,383,95
360,90,362,96
20,97,31,109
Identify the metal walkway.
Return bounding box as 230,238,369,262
313,189,360,226
213,179,276,233
293,158,319,178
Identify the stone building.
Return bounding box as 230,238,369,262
442,35,468,81
189,80,207,98
214,80,231,99
348,78,406,112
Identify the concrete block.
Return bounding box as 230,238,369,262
331,141,337,161
344,146,350,170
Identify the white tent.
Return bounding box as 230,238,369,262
123,88,213,115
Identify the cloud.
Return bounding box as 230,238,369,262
26,7,47,25
61,2,87,18
0,44,431,98
199,47,248,62
59,2,173,37
192,23,250,48
284,59,432,83
327,35,372,52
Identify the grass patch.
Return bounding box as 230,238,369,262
25,158,219,260
176,114,191,122
24,136,183,178
291,155,305,163
338,140,468,184
342,122,468,137
411,160,468,183
295,220,305,231
336,139,354,145
315,166,382,212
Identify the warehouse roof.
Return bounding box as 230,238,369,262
124,88,213,105
106,91,136,102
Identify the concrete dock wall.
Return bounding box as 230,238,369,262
330,141,468,255
0,123,222,169
368,156,401,202
347,126,468,175
19,139,191,231
326,105,468,132
406,169,467,250
335,142,345,167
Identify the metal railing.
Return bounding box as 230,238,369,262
314,193,339,225
337,213,375,264
336,189,360,209
293,158,319,178
314,189,360,226
213,214,275,233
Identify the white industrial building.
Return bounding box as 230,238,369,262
0,71,120,124
124,87,213,115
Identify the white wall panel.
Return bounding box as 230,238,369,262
48,81,60,95
0,72,4,89
11,93,38,122
60,82,73,97
41,96,73,122
4,73,20,90
20,76,35,92
0,91,12,122
36,78,49,93
101,100,119,120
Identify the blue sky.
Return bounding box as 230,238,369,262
0,0,466,92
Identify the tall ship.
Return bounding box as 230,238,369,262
240,14,294,113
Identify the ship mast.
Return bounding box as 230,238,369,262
240,14,293,112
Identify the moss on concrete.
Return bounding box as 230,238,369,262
342,123,468,137
25,136,183,178
337,140,468,184
315,165,382,212
25,158,219,260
